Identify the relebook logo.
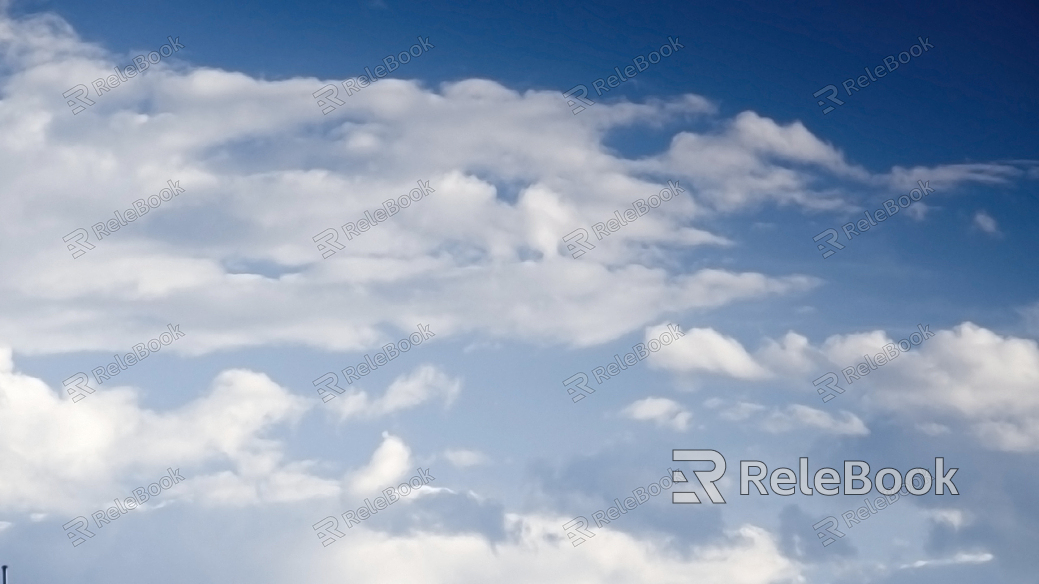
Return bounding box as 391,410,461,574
669,450,959,503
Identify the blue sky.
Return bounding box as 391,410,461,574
0,0,1037,582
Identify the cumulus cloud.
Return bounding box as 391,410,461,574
755,322,1039,451
308,518,803,584
708,399,867,436
755,331,816,376
329,365,461,420
860,323,1039,451
647,325,771,380
0,11,1023,359
346,433,414,497
0,349,333,512
621,397,692,431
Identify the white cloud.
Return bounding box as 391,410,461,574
861,323,1039,451
648,325,771,380
718,402,767,422
899,552,994,569
0,10,1021,358
756,322,1039,452
329,365,461,421
621,397,692,431
346,433,413,497
925,508,969,530
905,201,931,220
755,331,816,376
443,449,488,468
307,518,803,584
761,405,869,436
0,350,334,512
916,422,951,436
973,210,1000,235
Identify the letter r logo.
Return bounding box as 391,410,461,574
313,372,346,403
312,516,345,547
62,372,94,403
313,228,345,258
561,516,595,546
813,229,845,259
62,85,96,115
671,449,726,504
561,228,595,259
813,85,845,114
562,85,595,114
812,516,845,547
813,372,845,403
563,372,594,403
63,516,96,546
313,84,346,115
63,228,95,258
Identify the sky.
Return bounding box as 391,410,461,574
0,0,1037,582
